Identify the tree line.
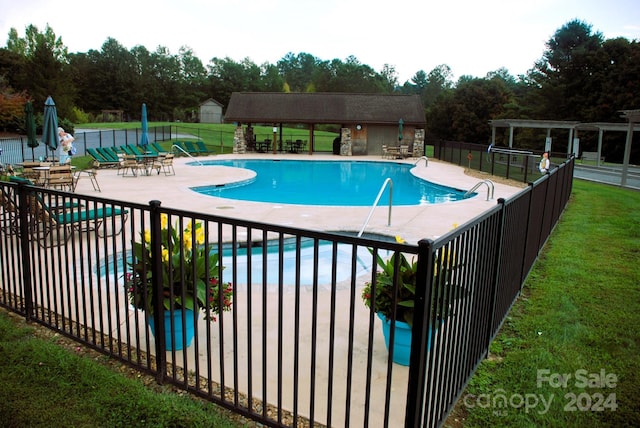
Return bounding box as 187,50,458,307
1,19,638,162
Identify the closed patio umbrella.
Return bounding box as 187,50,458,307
398,118,404,143
140,103,150,147
42,96,59,156
24,101,38,159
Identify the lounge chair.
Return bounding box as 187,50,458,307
151,142,167,154
142,145,159,155
182,141,200,156
87,149,119,168
127,145,144,156
87,148,107,163
195,141,211,155
100,147,122,162
29,193,128,246
120,145,135,155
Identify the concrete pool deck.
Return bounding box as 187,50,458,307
75,153,525,244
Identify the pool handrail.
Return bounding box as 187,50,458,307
357,177,393,237
172,144,203,165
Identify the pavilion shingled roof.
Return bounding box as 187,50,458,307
224,92,426,126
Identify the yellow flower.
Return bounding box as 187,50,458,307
195,227,205,245
183,231,192,249
395,235,406,244
144,230,151,244
160,214,169,229
161,247,169,263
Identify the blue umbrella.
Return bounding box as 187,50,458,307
140,103,150,147
42,96,59,154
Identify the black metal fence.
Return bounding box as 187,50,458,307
0,153,574,427
433,139,570,183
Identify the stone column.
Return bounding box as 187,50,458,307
413,129,425,157
340,128,352,156
233,126,246,154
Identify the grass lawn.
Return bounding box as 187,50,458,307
0,312,244,427
449,180,640,427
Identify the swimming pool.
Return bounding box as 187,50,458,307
190,159,471,206
97,238,377,288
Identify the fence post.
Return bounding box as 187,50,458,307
405,239,435,427
17,184,34,320
149,199,167,382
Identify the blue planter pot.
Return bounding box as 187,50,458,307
378,313,412,366
378,313,437,366
149,309,196,351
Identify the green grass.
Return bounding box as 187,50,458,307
454,180,640,427
0,312,243,427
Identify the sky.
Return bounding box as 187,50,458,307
1,0,639,83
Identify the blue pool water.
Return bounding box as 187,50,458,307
97,238,378,287
189,159,471,206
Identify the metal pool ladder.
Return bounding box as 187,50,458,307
465,179,495,201
358,178,393,237
172,144,203,165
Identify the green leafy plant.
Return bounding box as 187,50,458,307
362,235,463,327
125,214,233,321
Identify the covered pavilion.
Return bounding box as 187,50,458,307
224,92,426,156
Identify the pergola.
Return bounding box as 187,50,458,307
489,116,639,186
620,109,640,187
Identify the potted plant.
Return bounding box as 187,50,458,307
125,214,233,350
361,236,463,365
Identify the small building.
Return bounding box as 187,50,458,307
224,92,426,156
199,98,224,124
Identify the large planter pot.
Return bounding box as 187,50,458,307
149,309,196,351
378,313,413,366
378,313,437,366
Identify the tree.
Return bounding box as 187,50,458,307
427,77,512,143
5,24,74,120
0,77,29,132
528,19,604,120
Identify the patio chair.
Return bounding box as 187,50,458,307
0,186,20,235
118,154,140,176
47,165,75,191
29,194,129,246
153,153,175,176
19,161,42,182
